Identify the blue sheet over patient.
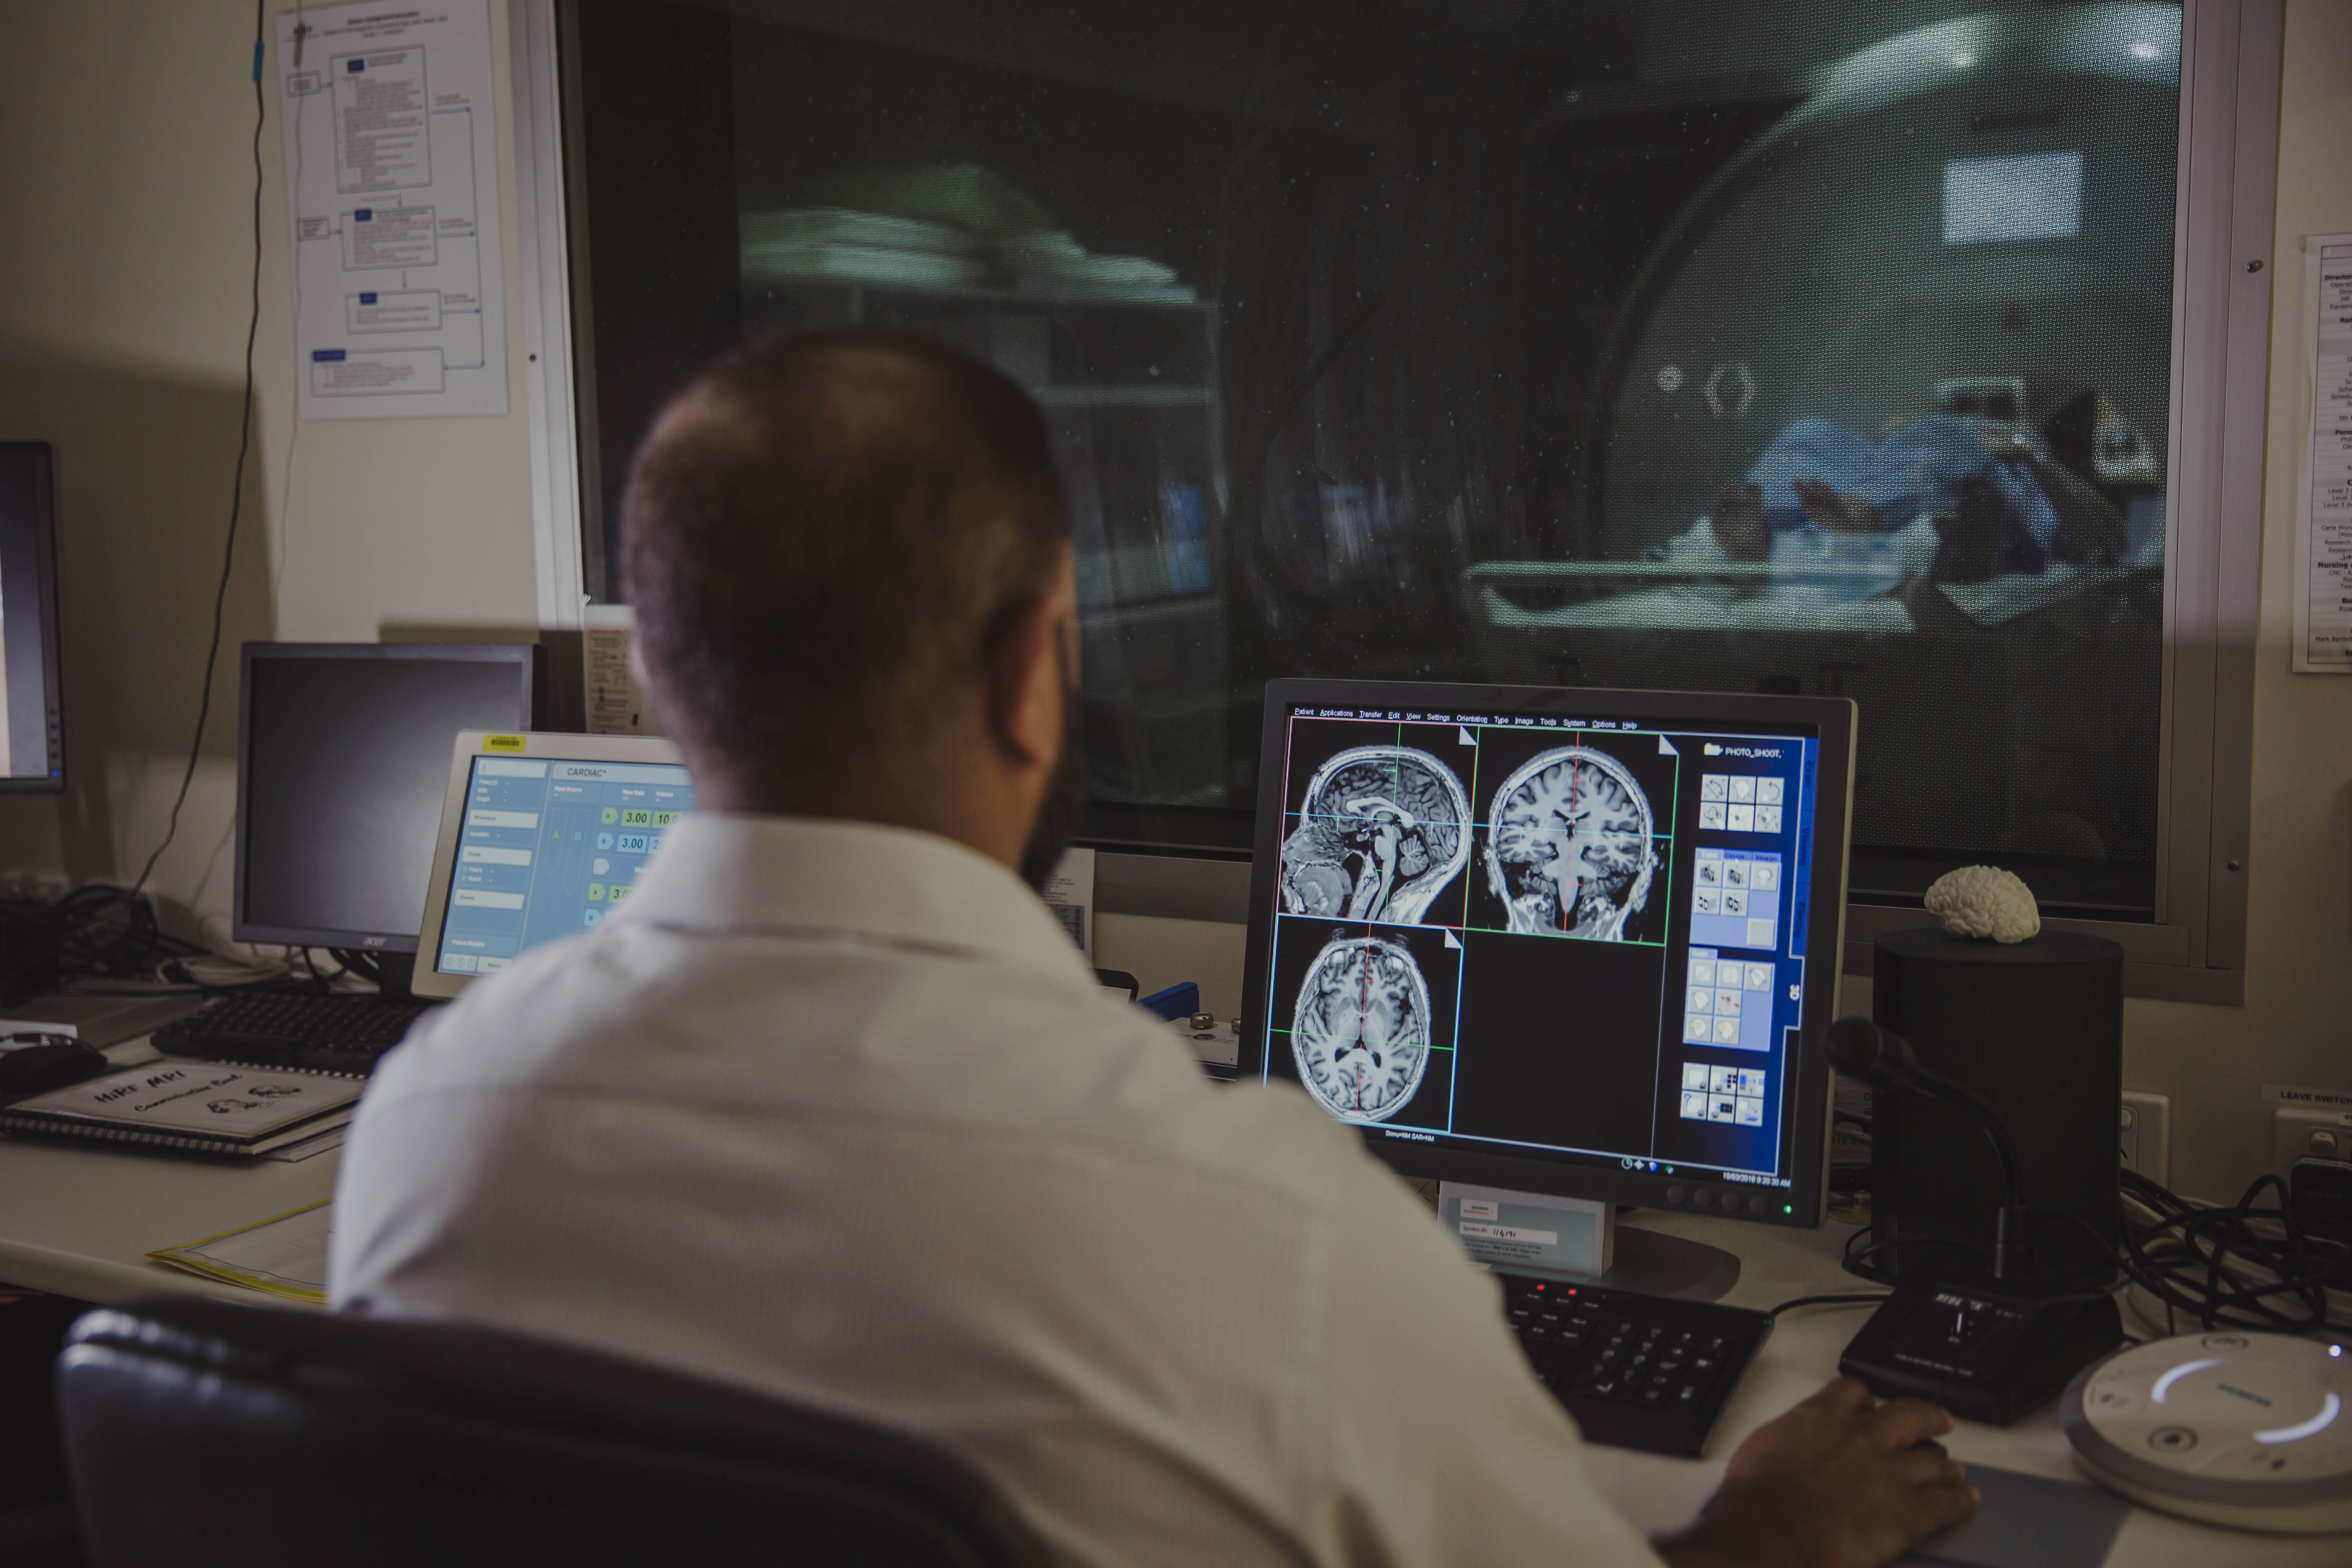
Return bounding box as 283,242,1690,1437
1746,415,2062,574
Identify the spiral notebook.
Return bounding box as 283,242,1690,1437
0,1061,360,1156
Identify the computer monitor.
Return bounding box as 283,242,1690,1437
0,443,67,791
1238,680,1855,1228
412,731,693,1000
234,644,543,983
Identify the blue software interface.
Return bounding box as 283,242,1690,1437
435,754,695,976
1256,702,1822,1193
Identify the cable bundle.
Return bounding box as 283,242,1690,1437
1834,1169,2352,1339
2116,1170,2352,1337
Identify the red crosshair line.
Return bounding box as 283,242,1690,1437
1562,742,1584,935
1354,939,1373,1112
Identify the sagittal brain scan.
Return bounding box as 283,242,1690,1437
1291,933,1433,1123
1280,746,1470,923
1483,745,1659,939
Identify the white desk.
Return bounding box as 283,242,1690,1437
0,1083,2338,1565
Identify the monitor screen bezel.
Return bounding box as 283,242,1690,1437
1237,678,1855,1228
0,442,66,795
232,642,544,950
410,729,690,1001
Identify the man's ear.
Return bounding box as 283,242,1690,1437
985,551,1075,770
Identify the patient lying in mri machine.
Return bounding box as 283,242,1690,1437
1696,384,2149,603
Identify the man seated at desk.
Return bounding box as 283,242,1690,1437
331,329,1976,1567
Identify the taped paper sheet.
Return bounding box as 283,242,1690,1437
278,0,508,419
2294,234,2352,672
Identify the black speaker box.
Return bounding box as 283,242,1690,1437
1869,926,2123,1284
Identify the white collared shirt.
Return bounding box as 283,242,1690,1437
332,814,1663,1568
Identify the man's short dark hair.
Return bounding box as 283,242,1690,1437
622,330,1069,789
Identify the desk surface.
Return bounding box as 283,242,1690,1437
0,1073,2338,1566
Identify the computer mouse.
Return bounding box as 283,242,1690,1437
0,1041,107,1099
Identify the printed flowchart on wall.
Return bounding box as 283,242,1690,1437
278,0,507,419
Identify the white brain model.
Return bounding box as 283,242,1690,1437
1291,934,1432,1123
1483,745,1659,940
1923,865,2041,944
1280,746,1471,924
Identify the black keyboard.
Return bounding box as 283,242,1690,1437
1501,1273,1772,1456
152,992,439,1075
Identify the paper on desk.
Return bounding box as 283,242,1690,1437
256,1120,347,1162
148,1199,333,1306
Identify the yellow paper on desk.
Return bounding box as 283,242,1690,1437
148,1199,332,1307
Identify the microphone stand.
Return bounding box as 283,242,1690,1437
1824,1018,2121,1423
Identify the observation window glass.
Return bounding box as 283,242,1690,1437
562,0,2185,918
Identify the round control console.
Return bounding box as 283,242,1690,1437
2063,1332,2352,1534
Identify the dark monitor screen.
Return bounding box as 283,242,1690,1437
0,443,66,791
236,645,540,948
1238,680,1855,1228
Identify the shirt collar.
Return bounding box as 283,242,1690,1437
621,813,1094,987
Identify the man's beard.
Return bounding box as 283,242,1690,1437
1018,682,1086,894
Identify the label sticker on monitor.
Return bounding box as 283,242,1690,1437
481,734,528,753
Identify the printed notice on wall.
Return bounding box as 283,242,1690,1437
2294,234,2352,672
583,605,659,736
1041,848,1096,960
277,0,507,419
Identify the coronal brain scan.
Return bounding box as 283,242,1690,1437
1291,933,1433,1123
1483,745,1659,939
1279,746,1471,923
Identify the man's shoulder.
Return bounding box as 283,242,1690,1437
366,917,1378,1210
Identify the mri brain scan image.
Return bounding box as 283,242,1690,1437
1291,934,1434,1123
1483,745,1659,940
1280,746,1471,924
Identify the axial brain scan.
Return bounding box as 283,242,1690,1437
1291,933,1433,1123
1484,746,1659,939
1280,746,1471,923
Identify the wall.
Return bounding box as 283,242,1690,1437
0,0,539,949
2121,0,2352,1199
0,0,2343,1201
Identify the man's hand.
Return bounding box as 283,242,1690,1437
1657,1379,1979,1568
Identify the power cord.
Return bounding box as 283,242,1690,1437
129,0,268,902
1836,1171,2351,1336
1768,1292,1889,1320
2113,1170,2351,1335
1841,1227,1993,1285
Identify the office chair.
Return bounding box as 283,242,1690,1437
55,1295,1049,1568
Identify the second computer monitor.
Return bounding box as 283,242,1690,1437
235,643,542,960
1238,680,1855,1227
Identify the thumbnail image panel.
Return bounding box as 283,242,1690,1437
1449,928,1670,1156
1466,729,1675,944
1264,916,1462,1131
1277,718,1474,928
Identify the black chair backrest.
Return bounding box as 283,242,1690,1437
58,1295,1050,1568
